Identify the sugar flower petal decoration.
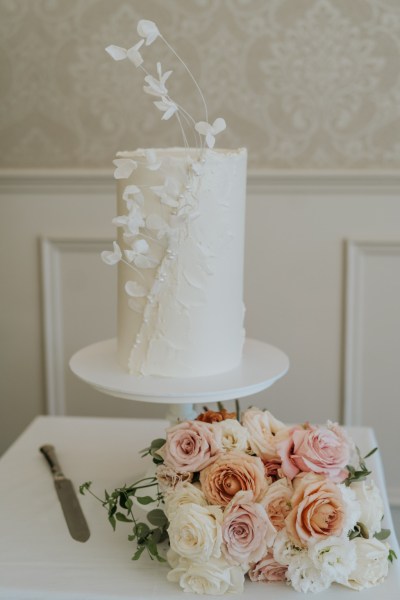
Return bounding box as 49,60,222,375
146,214,175,239
105,45,128,61
151,176,180,207
101,241,122,266
125,281,147,297
113,158,138,179
126,39,145,67
154,97,178,121
137,19,160,46
144,149,162,170
144,63,172,97
122,185,144,205
195,117,226,148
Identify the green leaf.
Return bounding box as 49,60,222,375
147,509,168,528
108,514,116,531
135,522,150,540
115,512,132,523
151,438,166,451
388,549,397,563
132,546,145,561
374,528,391,541
125,498,133,511
146,538,158,556
79,481,92,495
136,495,155,505
364,447,378,459
155,553,166,562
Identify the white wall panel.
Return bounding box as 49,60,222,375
345,241,400,504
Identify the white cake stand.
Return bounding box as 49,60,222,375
69,337,289,421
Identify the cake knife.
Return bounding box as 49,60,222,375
40,444,90,542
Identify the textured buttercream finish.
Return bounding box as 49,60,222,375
117,147,247,377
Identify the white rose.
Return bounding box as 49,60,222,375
167,556,245,595
308,537,357,585
241,407,286,460
214,419,249,453
345,537,389,590
163,481,207,520
350,479,384,537
339,483,361,536
168,502,223,563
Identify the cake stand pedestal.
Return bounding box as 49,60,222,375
70,337,289,421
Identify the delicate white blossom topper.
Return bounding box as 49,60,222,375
195,118,226,149
154,97,178,121
144,63,172,97
137,19,160,46
122,185,144,206
105,40,144,67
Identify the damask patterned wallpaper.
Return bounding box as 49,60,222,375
0,0,399,169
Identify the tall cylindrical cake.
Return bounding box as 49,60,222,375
115,147,247,377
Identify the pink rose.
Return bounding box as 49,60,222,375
248,550,287,582
200,452,267,506
222,491,276,566
277,422,351,482
261,478,293,531
285,473,345,546
163,420,221,473
263,458,284,482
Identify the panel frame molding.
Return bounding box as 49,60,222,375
344,239,400,508
41,237,112,416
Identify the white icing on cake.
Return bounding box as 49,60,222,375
116,147,247,377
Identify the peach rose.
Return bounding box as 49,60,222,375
222,491,276,566
248,550,287,582
200,452,267,506
285,473,345,546
261,478,293,531
277,422,351,482
163,420,221,473
241,407,286,461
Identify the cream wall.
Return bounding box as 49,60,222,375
1,0,400,528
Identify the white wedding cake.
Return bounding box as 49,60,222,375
102,20,247,378
114,147,247,377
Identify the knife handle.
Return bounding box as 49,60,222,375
40,444,64,479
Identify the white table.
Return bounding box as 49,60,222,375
0,416,399,599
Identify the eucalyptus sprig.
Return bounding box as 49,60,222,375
140,437,166,464
79,477,168,562
344,446,378,486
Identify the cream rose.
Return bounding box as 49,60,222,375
248,550,287,582
214,419,249,453
345,538,389,590
285,473,345,546
167,556,245,595
350,479,384,537
222,491,276,566
163,481,208,521
200,451,267,506
162,420,221,473
168,502,223,563
241,407,286,460
261,477,293,531
277,422,351,482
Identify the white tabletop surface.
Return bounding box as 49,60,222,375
0,416,399,599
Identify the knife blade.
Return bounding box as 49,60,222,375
40,444,90,542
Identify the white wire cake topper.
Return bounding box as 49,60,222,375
101,20,227,366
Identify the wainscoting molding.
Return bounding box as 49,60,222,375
344,240,400,508
41,238,112,415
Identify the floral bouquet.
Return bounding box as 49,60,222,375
81,406,396,595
